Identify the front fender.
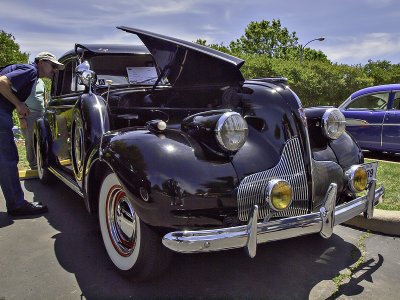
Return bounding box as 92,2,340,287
305,106,363,168
100,128,239,229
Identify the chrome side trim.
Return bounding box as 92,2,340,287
345,119,369,126
345,122,400,127
237,137,308,221
162,181,384,256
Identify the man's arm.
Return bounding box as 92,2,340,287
0,75,30,117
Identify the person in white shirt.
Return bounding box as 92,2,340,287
20,78,47,169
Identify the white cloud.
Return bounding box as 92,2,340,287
365,0,393,8
321,33,400,64
2,0,400,65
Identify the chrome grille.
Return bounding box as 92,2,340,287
237,137,309,221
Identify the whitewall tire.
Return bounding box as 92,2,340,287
98,172,171,280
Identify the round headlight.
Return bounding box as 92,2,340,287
215,112,248,152
346,165,368,193
266,179,293,211
322,108,346,140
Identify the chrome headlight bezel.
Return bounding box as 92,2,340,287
215,112,248,152
322,108,346,140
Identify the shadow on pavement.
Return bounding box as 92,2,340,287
21,179,375,299
0,212,13,228
363,150,400,163
331,254,384,299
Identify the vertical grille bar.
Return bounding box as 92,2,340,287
237,137,309,221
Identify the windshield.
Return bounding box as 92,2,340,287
88,54,161,87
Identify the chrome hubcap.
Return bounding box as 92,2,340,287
106,185,137,256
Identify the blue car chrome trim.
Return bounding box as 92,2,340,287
345,119,370,126
346,120,400,127
162,180,384,258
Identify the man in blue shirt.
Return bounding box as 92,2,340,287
0,52,64,216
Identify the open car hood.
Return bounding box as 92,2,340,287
117,26,245,87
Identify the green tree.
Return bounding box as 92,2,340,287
0,30,29,65
194,39,232,54
363,59,395,85
0,30,29,128
228,19,298,57
240,55,373,107
290,47,329,63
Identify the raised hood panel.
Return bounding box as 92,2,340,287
117,26,245,87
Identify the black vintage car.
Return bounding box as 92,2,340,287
35,26,384,280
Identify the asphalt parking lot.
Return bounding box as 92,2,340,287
1,179,399,299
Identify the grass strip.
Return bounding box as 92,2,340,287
330,231,372,298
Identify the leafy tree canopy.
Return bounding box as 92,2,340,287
194,39,232,54
363,59,400,85
229,19,298,57
0,30,29,66
196,19,329,63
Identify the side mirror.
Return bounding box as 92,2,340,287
75,61,97,88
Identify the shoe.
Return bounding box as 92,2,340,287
8,201,48,216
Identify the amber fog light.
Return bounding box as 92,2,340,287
346,165,368,193
266,180,293,211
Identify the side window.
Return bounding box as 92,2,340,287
346,92,389,110
392,91,400,110
61,61,73,95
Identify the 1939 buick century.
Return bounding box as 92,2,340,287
35,26,385,280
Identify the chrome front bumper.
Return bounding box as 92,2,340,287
162,180,384,258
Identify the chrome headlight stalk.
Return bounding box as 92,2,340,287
215,112,248,152
264,179,293,212
322,108,346,140
345,165,368,193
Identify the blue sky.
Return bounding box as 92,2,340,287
1,0,399,65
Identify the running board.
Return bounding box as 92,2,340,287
48,166,84,198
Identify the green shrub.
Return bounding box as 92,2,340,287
240,55,374,107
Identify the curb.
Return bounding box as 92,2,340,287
344,209,400,236
19,169,38,180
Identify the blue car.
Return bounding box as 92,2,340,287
339,84,400,153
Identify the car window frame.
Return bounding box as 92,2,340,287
344,91,390,111
389,90,400,110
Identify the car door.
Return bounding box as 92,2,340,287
47,58,82,174
342,92,389,151
382,91,400,152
